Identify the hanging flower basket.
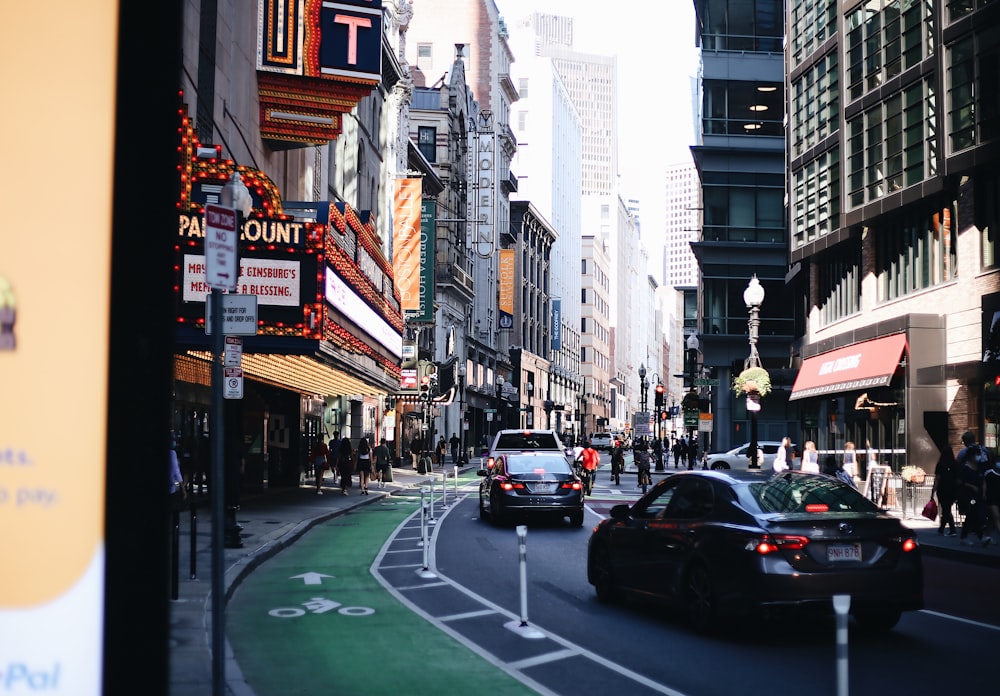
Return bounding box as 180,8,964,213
901,465,926,484
732,367,771,397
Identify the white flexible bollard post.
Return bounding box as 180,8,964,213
429,474,436,522
454,465,459,496
418,487,427,547
833,594,851,696
421,499,430,570
441,472,448,508
517,525,529,626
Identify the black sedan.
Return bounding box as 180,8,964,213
587,470,923,633
478,451,585,526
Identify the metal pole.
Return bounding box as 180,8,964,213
210,287,226,695
189,501,197,579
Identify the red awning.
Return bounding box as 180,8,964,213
790,334,907,401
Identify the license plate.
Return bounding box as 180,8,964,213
532,483,555,493
827,544,862,562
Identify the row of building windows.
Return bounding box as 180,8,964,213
790,51,838,159
699,0,784,52
792,148,840,249
790,0,837,69
817,245,861,324
846,79,936,208
703,172,785,244
947,28,1000,153
703,80,784,136
875,204,957,302
845,0,932,103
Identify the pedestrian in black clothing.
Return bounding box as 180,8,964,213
932,446,959,536
956,431,990,546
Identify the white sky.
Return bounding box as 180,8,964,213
496,0,700,265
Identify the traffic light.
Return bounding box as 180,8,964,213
654,383,664,408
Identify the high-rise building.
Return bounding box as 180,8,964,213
689,0,795,453
664,160,701,289
786,0,1000,465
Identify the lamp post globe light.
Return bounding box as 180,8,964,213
743,274,765,469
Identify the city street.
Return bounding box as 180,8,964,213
222,459,1000,696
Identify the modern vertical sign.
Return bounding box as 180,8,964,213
393,177,421,315
0,3,118,692
499,248,515,330
416,200,436,324
472,112,497,258
551,299,562,351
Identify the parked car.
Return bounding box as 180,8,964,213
486,429,570,469
587,470,923,634
704,441,794,471
590,433,614,451
478,451,585,526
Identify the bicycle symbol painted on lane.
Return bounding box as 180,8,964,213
269,597,374,618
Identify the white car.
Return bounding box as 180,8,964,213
704,441,795,471
589,433,614,451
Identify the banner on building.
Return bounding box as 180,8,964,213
393,178,421,314
499,248,514,329
411,200,436,324
471,114,496,258
551,299,562,351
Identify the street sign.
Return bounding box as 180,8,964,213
224,367,243,399
695,378,719,386
224,336,242,367
204,203,238,291
205,294,258,335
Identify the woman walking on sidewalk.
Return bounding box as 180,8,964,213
373,438,391,488
932,446,959,536
336,437,355,496
356,436,373,495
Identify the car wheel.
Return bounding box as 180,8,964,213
709,461,729,470
570,509,584,527
853,606,902,633
685,562,719,634
590,542,617,603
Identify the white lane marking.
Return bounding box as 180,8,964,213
919,610,1000,632
395,581,449,591
438,609,499,622
508,649,577,671
370,494,691,696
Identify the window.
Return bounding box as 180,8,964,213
792,148,840,248
518,78,528,98
876,202,957,302
417,43,432,58
705,80,784,137
702,172,785,243
418,126,436,162
817,244,861,325
790,53,837,158
846,0,932,102
701,0,783,52
948,37,976,152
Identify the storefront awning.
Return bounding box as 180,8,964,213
790,333,907,401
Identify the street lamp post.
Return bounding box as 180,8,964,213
638,364,649,447
457,364,466,464
744,274,766,469
495,374,505,434
686,333,700,468
652,374,664,470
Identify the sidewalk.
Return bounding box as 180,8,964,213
167,461,1000,696
168,460,470,696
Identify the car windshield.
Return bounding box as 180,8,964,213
738,474,880,514
495,432,561,450
506,455,572,475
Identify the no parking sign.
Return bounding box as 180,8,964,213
224,367,243,399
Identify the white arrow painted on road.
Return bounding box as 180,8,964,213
290,572,335,585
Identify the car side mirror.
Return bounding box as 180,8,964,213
610,504,630,520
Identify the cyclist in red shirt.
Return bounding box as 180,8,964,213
579,441,600,496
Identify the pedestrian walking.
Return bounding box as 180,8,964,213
435,436,447,468
312,438,330,495
801,441,820,473
932,445,959,536
373,438,392,489
773,436,793,473
956,431,989,546
355,436,373,495
336,436,355,496
449,432,461,466
610,439,625,486
672,438,682,469
842,441,858,480
409,437,423,470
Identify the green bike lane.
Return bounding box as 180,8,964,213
226,485,537,696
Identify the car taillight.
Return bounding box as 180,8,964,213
561,482,583,490
749,534,810,554
804,503,829,512
902,537,919,553
500,482,526,491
